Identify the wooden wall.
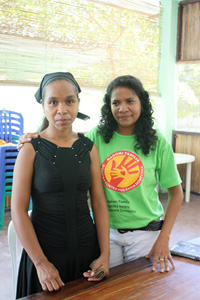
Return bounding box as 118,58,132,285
172,130,200,193
177,0,200,61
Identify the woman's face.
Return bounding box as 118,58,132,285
43,79,79,132
110,86,142,134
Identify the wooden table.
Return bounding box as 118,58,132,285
19,256,200,300
174,153,195,203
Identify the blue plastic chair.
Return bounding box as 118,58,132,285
0,145,32,229
0,146,19,230
0,179,13,229
0,110,24,144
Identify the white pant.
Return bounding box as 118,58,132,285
109,228,160,268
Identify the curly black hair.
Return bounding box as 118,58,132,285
97,75,158,155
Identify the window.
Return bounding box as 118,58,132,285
0,0,162,132
176,0,200,132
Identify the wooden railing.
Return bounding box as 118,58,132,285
172,130,200,194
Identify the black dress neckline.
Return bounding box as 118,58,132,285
37,133,83,149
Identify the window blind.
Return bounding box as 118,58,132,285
0,0,162,92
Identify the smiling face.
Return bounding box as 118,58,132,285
43,79,79,133
110,86,142,135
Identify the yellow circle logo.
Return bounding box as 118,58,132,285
101,151,144,193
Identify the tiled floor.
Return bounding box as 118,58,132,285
0,192,200,300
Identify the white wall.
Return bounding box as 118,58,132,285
0,85,103,134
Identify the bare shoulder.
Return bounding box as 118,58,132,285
90,143,99,159
90,143,98,153
90,144,101,169
13,142,36,180
16,142,36,163
19,141,35,153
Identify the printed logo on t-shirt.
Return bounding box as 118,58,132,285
101,151,144,193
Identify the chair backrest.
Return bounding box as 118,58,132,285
0,146,18,230
7,220,19,299
0,110,24,144
7,211,32,299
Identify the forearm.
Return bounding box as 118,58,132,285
146,185,183,271
12,209,47,267
92,201,110,258
159,185,183,240
89,145,110,259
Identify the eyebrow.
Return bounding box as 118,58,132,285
66,95,77,99
111,97,136,101
47,95,76,100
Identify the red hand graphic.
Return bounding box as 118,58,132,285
109,157,139,187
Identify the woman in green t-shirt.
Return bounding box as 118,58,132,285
86,75,183,273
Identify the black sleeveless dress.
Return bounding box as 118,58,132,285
16,134,100,299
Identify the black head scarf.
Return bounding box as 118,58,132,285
34,72,89,120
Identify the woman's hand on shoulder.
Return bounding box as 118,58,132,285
35,258,65,292
17,132,38,150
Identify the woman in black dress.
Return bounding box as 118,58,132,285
11,72,110,298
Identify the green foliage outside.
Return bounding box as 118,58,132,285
176,64,200,131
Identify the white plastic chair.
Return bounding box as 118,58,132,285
7,211,32,299
8,220,19,299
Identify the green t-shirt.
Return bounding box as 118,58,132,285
86,127,181,229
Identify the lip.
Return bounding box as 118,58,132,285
118,115,132,120
56,119,71,125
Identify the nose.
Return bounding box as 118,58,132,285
119,103,128,112
58,102,67,114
